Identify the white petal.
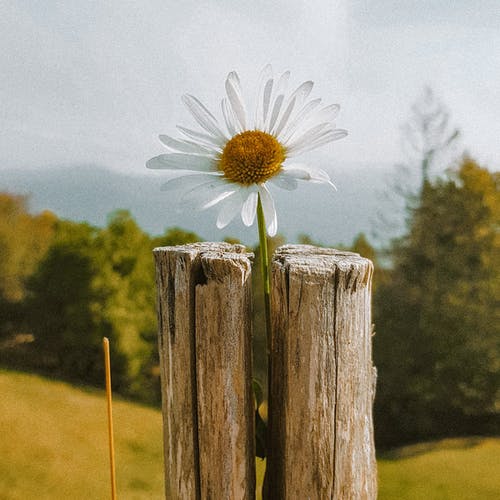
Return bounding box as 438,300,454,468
290,129,348,155
216,192,244,229
291,137,334,155
272,96,296,137
181,179,236,210
309,168,334,185
268,171,299,191
160,173,222,192
255,64,273,129
265,71,289,132
285,122,331,153
280,98,322,141
262,78,274,126
282,163,337,190
225,71,247,130
272,81,312,138
241,190,258,226
221,98,239,136
202,190,236,209
260,64,273,79
311,103,340,123
182,94,227,140
275,71,290,95
258,185,277,237
177,126,225,148
330,128,348,141
281,163,312,179
289,80,314,106
267,94,284,132
287,129,334,155
159,134,217,155
146,154,217,172
231,71,241,85
289,104,341,143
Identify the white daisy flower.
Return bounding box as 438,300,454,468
146,65,347,237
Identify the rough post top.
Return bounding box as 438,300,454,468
153,242,254,282
273,244,373,287
153,242,249,256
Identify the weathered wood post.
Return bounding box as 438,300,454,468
265,245,377,499
154,243,255,500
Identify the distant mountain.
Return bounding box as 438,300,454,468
0,162,407,246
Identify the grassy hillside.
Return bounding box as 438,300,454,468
0,369,164,499
1,369,499,499
378,437,500,499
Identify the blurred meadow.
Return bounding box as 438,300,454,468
2,370,500,499
0,370,164,499
1,1,499,499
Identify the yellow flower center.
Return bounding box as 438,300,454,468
219,130,286,185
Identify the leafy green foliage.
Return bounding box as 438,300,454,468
0,198,202,404
24,219,129,388
374,158,500,446
95,210,157,398
0,193,55,343
0,193,56,302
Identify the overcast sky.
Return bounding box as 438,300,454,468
1,0,499,176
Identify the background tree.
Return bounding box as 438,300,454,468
400,86,460,192
97,216,202,403
0,193,55,301
1,199,204,404
24,219,129,388
378,87,461,242
374,157,500,447
153,226,200,247
95,210,157,398
0,193,55,345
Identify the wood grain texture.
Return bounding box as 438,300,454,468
196,251,255,500
265,245,377,500
154,243,253,500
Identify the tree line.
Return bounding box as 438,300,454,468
0,84,500,448
0,197,199,404
373,157,499,446
1,155,498,447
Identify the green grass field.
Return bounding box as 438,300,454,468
0,369,164,499
378,437,500,499
1,369,499,499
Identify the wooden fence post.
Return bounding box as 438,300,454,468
154,243,255,500
265,245,377,499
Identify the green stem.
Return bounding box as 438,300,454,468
257,195,272,500
256,194,271,354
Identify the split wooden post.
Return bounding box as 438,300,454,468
265,245,377,499
154,243,255,500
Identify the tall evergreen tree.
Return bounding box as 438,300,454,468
374,158,499,446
